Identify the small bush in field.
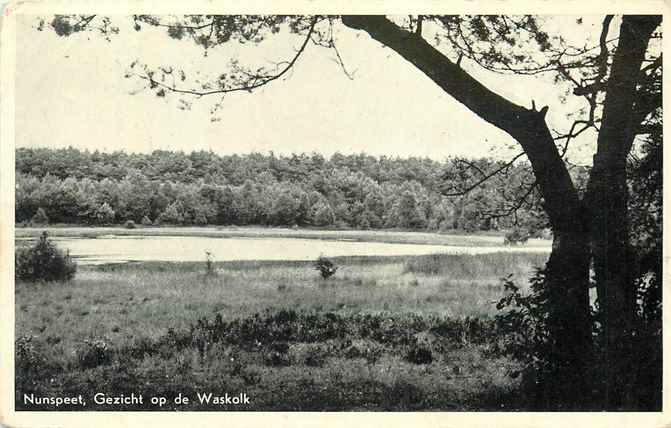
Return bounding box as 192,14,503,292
315,256,337,279
78,338,112,369
15,335,44,373
124,220,136,229
15,231,77,282
303,345,329,367
205,251,216,276
141,216,152,226
263,341,291,367
405,343,434,365
31,207,49,225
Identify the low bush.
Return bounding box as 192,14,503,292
77,338,113,369
263,341,291,367
406,344,434,365
15,335,44,373
301,344,331,367
315,256,338,279
344,340,384,363
204,251,216,276
15,231,77,282
141,216,152,226
124,220,136,229
503,227,530,245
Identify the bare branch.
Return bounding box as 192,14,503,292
553,120,595,158
133,17,319,98
480,181,538,220
74,15,97,30
454,158,486,177
442,152,526,197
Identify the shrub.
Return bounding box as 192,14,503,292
141,216,152,226
15,231,77,282
344,340,384,363
204,251,216,276
263,341,291,367
405,344,434,365
495,271,549,366
15,335,44,373
78,338,112,369
504,227,530,245
531,228,553,240
315,255,337,279
302,344,330,367
31,207,49,225
494,270,563,408
124,220,136,229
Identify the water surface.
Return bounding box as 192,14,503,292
51,235,551,265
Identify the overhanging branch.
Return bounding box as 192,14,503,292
133,17,319,98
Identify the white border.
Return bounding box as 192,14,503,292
1,1,669,427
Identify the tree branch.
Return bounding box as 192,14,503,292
341,15,582,232
481,181,538,220
134,17,319,97
442,152,526,197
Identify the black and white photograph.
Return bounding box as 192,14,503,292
1,1,667,425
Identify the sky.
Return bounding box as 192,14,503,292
15,15,609,163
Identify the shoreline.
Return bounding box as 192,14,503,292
14,225,552,248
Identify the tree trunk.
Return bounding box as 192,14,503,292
585,15,661,409
341,15,593,404
588,158,634,409
540,228,592,408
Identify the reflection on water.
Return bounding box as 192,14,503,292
52,236,551,265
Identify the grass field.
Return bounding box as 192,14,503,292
15,230,550,411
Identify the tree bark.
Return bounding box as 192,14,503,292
341,15,592,404
541,229,592,408
585,15,661,409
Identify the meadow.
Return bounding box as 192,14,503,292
15,230,550,411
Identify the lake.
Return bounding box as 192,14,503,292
49,235,552,265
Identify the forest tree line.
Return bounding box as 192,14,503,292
16,147,566,233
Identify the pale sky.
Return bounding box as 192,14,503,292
15,15,609,163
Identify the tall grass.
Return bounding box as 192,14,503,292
403,252,548,280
